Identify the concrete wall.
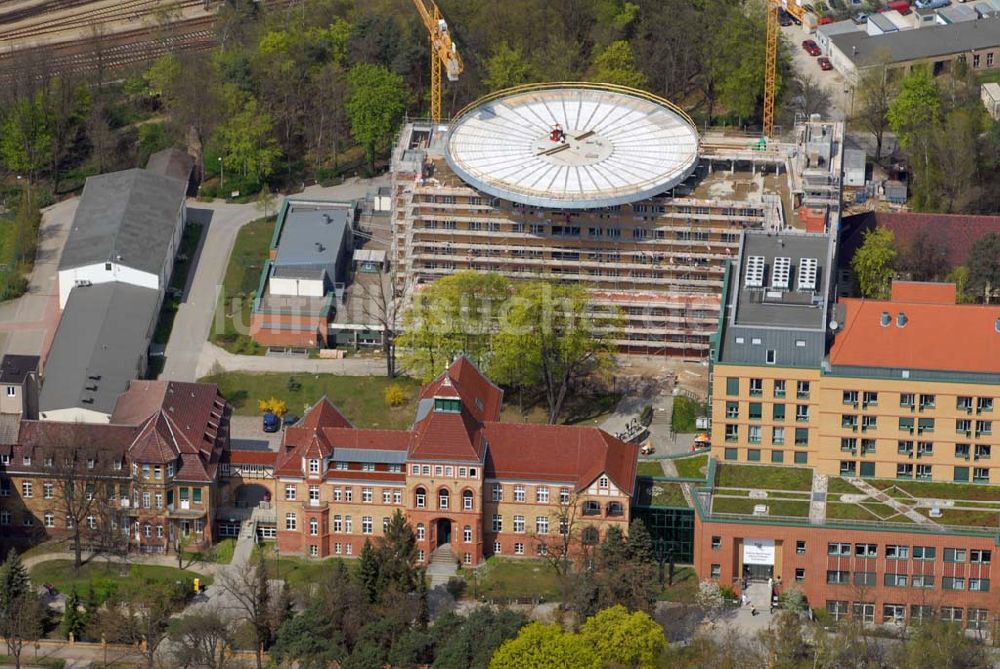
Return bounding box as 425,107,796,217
38,406,112,423
58,264,160,309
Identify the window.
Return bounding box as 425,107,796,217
970,578,990,592
977,397,993,413
536,487,549,503
795,405,809,422
285,513,297,531
944,548,967,563
919,394,935,410
863,391,878,407
362,516,373,535
749,378,763,397
514,485,526,502
309,518,319,536
842,415,858,430
43,483,53,500
765,350,776,365
560,488,570,504
492,483,503,502
771,450,784,463
308,486,320,506
309,459,320,474
747,448,761,461
900,392,915,408
333,515,343,533
795,428,808,446
513,515,525,533
862,416,877,432
438,489,449,509
726,378,740,395
943,576,965,591
794,452,808,464
415,487,426,508
911,605,934,622
917,441,934,457
971,549,991,564
462,489,474,510
142,492,151,508
536,517,549,534
886,544,909,559
346,544,352,555
493,542,502,555
826,601,849,621
491,514,503,532
854,572,876,587
899,417,914,433
772,404,785,421
772,427,785,445
843,390,858,406
969,609,990,631
362,487,373,503
853,602,875,624
911,574,935,589
797,381,810,399
841,437,857,453
897,463,913,478
393,490,401,505
285,485,296,501
827,570,850,585
748,426,762,444
976,444,992,460
21,482,32,498
598,476,609,489
916,464,932,480
711,564,721,578
899,440,915,455
977,420,992,436
828,542,851,556
422,465,430,475
749,403,762,420
956,443,971,459
882,604,905,625
974,467,990,483
5,386,14,397
724,448,737,461
726,402,739,418
913,545,936,560
855,543,877,558
918,418,934,434
884,573,907,587
840,461,856,476
410,464,419,475
773,380,786,398
725,424,738,442
514,542,525,555
711,536,722,550
434,466,443,476
345,516,353,533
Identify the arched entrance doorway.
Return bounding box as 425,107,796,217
435,518,452,547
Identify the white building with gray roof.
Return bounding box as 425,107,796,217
57,167,187,308
39,282,159,423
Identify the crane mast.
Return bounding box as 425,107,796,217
763,0,779,138
411,0,464,123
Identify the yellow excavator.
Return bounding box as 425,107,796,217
410,0,464,123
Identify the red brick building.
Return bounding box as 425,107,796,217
272,357,638,565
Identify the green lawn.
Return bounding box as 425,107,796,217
826,477,860,495
637,461,664,477
657,566,699,603
868,479,1000,502
498,388,620,426
671,395,707,433
825,502,905,522
465,557,562,601
937,509,1000,529
28,561,209,605
714,464,813,491
212,217,274,355
183,537,235,564
673,454,708,480
0,655,63,669
199,372,423,429
712,496,810,517
253,542,355,589
154,223,204,345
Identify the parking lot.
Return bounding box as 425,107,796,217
781,20,853,120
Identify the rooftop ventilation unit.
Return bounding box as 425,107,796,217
897,312,908,328
744,255,766,288
880,312,891,327
771,256,791,290
797,257,818,291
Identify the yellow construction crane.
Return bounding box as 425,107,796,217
763,1,805,138
411,0,464,124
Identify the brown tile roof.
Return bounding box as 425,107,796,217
298,396,353,430
321,428,410,451
483,422,638,494
830,295,1000,373
224,449,277,466
17,420,138,456
419,357,503,423
112,380,229,455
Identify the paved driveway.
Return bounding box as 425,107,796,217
0,197,76,364
160,176,389,382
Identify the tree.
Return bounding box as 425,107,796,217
489,622,600,669
169,608,235,669
257,397,288,417
850,226,897,299
1,93,53,184
888,69,941,207
218,557,273,669
346,64,407,170
359,540,380,604
129,585,178,669
899,227,950,281
432,608,526,669
579,605,664,669
891,619,989,669
360,273,403,378
756,611,810,669
397,271,511,381
215,86,281,184
569,526,659,619
926,109,979,212
0,550,42,669
779,74,831,128
590,40,647,89
483,42,540,91
62,587,87,640
491,281,619,424
852,54,897,162
967,232,1000,303
694,580,725,624
373,509,418,597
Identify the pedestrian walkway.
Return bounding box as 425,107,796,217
427,545,458,588
195,342,388,379
809,472,827,524
846,478,941,527
21,548,221,577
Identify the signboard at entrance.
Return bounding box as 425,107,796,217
743,538,776,565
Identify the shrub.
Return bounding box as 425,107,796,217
384,384,406,407
445,577,467,600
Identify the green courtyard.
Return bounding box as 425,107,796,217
28,560,210,606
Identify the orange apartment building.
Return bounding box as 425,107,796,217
697,229,1000,630
270,357,638,565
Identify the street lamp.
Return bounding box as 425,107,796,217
217,157,224,196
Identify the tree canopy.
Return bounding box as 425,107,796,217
851,226,897,300
346,63,408,169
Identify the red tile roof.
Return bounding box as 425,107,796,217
483,422,638,494
112,380,229,455
224,449,277,466
840,212,1000,270
18,421,138,455
890,281,956,305
830,295,1000,373
320,428,410,451
298,396,353,430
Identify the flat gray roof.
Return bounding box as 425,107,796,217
817,19,863,38
731,232,833,330
0,354,38,384
832,17,1000,68
59,168,186,275
40,282,159,416
273,205,352,282
844,148,866,170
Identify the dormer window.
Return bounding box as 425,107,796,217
166,462,174,478
308,459,320,475
598,475,609,489
434,398,461,412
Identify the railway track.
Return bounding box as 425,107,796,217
0,0,206,42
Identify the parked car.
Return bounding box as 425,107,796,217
853,11,869,22
262,411,280,433
887,0,911,12
282,414,300,428
818,15,833,23
817,56,833,70
778,8,794,25
914,0,949,8
801,39,822,56
850,0,864,5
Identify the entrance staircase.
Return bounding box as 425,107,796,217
427,544,458,588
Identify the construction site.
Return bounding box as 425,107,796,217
390,82,845,356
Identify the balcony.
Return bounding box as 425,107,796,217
303,500,329,511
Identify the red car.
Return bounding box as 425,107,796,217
817,57,833,71
801,40,821,56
